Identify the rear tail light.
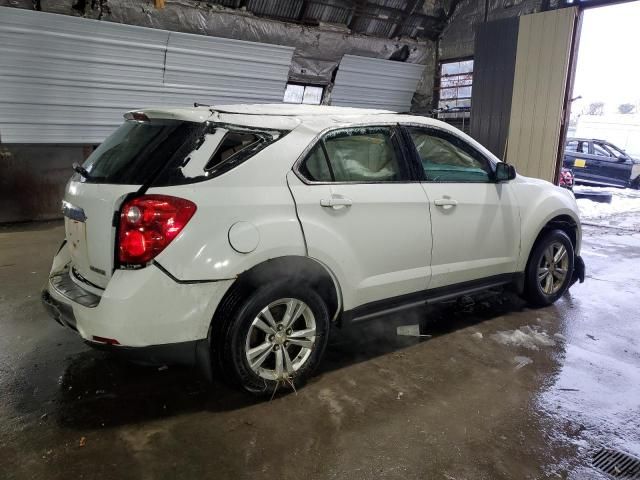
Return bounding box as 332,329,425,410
92,336,120,345
118,194,196,265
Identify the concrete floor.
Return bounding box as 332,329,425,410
1,218,639,480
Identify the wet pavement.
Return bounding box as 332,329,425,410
1,219,639,479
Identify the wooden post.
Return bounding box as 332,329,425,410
155,0,165,9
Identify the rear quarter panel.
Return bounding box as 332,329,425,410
147,129,312,281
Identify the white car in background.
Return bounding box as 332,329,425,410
43,104,585,395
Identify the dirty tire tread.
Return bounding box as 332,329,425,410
216,280,330,396
523,229,575,307
210,283,247,383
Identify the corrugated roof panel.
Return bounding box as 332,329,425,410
246,0,304,19
0,6,294,144
164,31,293,90
302,0,353,24
330,55,425,112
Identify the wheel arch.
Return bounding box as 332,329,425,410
512,214,579,295
524,213,580,270
212,255,342,330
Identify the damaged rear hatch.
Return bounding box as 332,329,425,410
63,111,212,289
63,108,290,290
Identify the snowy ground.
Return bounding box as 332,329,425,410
574,186,640,227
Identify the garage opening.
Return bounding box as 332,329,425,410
564,1,640,229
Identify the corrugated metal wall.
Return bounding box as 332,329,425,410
330,55,424,112
0,7,294,144
505,8,577,182
470,17,519,159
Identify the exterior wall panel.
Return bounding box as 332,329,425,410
0,7,294,144
506,8,577,182
470,17,519,159
330,55,424,112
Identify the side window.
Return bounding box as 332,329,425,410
606,143,625,158
300,143,332,182
300,127,404,182
566,140,578,152
593,143,612,158
205,131,263,171
407,127,492,182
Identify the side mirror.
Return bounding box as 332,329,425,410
618,155,628,162
495,162,516,182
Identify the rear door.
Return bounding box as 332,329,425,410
287,125,432,310
403,125,520,289
564,139,592,183
63,117,209,288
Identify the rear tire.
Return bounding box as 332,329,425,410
523,230,574,307
214,280,330,396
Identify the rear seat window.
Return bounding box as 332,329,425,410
204,131,268,173
299,126,405,183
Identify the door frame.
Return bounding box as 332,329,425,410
554,8,584,184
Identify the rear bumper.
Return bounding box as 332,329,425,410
42,247,233,370
42,288,206,366
42,289,77,331
86,338,208,367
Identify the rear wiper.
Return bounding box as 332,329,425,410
72,162,92,179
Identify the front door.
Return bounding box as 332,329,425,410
403,126,521,289
590,141,632,187
287,125,432,310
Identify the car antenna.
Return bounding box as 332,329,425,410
194,102,218,114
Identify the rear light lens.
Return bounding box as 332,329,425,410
118,195,196,265
92,336,120,345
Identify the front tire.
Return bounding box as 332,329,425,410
523,230,575,307
215,281,330,396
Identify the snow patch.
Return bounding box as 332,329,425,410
491,326,556,351
513,356,533,369
576,186,640,221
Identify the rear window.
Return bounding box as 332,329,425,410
81,119,281,186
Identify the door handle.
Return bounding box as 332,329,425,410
434,198,458,207
320,197,353,209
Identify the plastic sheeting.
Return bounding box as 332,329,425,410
101,0,432,85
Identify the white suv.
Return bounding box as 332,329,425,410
43,104,585,395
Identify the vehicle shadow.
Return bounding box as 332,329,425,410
53,289,529,430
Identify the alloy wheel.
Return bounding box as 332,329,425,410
245,298,317,381
537,241,570,295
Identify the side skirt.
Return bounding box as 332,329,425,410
341,273,521,325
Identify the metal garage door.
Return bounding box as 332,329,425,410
505,7,578,182
330,55,424,112
0,7,294,144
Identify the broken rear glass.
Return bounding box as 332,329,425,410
80,119,282,186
